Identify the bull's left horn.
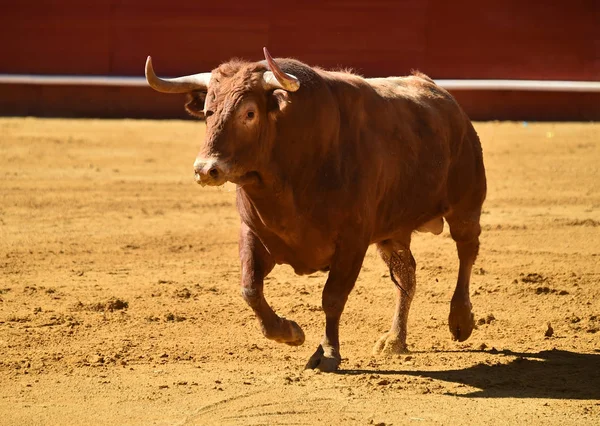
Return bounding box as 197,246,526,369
145,56,212,93
262,47,300,92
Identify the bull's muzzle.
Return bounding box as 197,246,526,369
193,158,225,186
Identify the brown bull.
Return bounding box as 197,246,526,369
145,48,486,372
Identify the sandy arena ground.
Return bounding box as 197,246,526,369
1,118,599,425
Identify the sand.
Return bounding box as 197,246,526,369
1,118,599,425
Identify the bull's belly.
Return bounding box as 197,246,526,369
255,227,335,275
269,239,334,275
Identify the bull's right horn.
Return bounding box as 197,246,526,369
262,47,300,92
145,56,212,93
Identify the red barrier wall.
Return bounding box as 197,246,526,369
1,1,598,119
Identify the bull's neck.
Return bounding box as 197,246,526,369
237,148,323,204
236,166,292,204
235,167,300,232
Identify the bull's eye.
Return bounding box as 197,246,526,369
246,111,255,119
205,110,214,118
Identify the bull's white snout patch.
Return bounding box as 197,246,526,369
194,157,215,172
193,157,230,186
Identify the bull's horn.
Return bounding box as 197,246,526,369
145,56,212,93
262,47,300,92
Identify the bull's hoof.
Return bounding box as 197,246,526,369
372,332,408,355
304,345,341,372
263,318,305,346
449,299,475,342
283,319,305,346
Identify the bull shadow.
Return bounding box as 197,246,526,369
339,348,600,399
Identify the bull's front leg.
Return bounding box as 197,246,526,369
305,236,369,372
240,223,305,345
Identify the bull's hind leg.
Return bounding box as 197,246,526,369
239,224,305,346
372,237,416,355
446,212,481,341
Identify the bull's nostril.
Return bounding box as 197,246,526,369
208,167,219,179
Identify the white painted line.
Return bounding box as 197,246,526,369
0,74,599,92
0,75,148,87
435,79,600,92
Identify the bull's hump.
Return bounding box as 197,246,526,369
366,76,427,100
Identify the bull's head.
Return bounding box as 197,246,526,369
145,48,300,187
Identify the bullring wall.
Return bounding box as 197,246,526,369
1,0,598,120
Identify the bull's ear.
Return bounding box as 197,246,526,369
185,91,207,118
267,89,291,119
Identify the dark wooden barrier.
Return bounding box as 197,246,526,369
2,83,598,121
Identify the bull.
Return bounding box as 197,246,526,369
145,48,487,372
